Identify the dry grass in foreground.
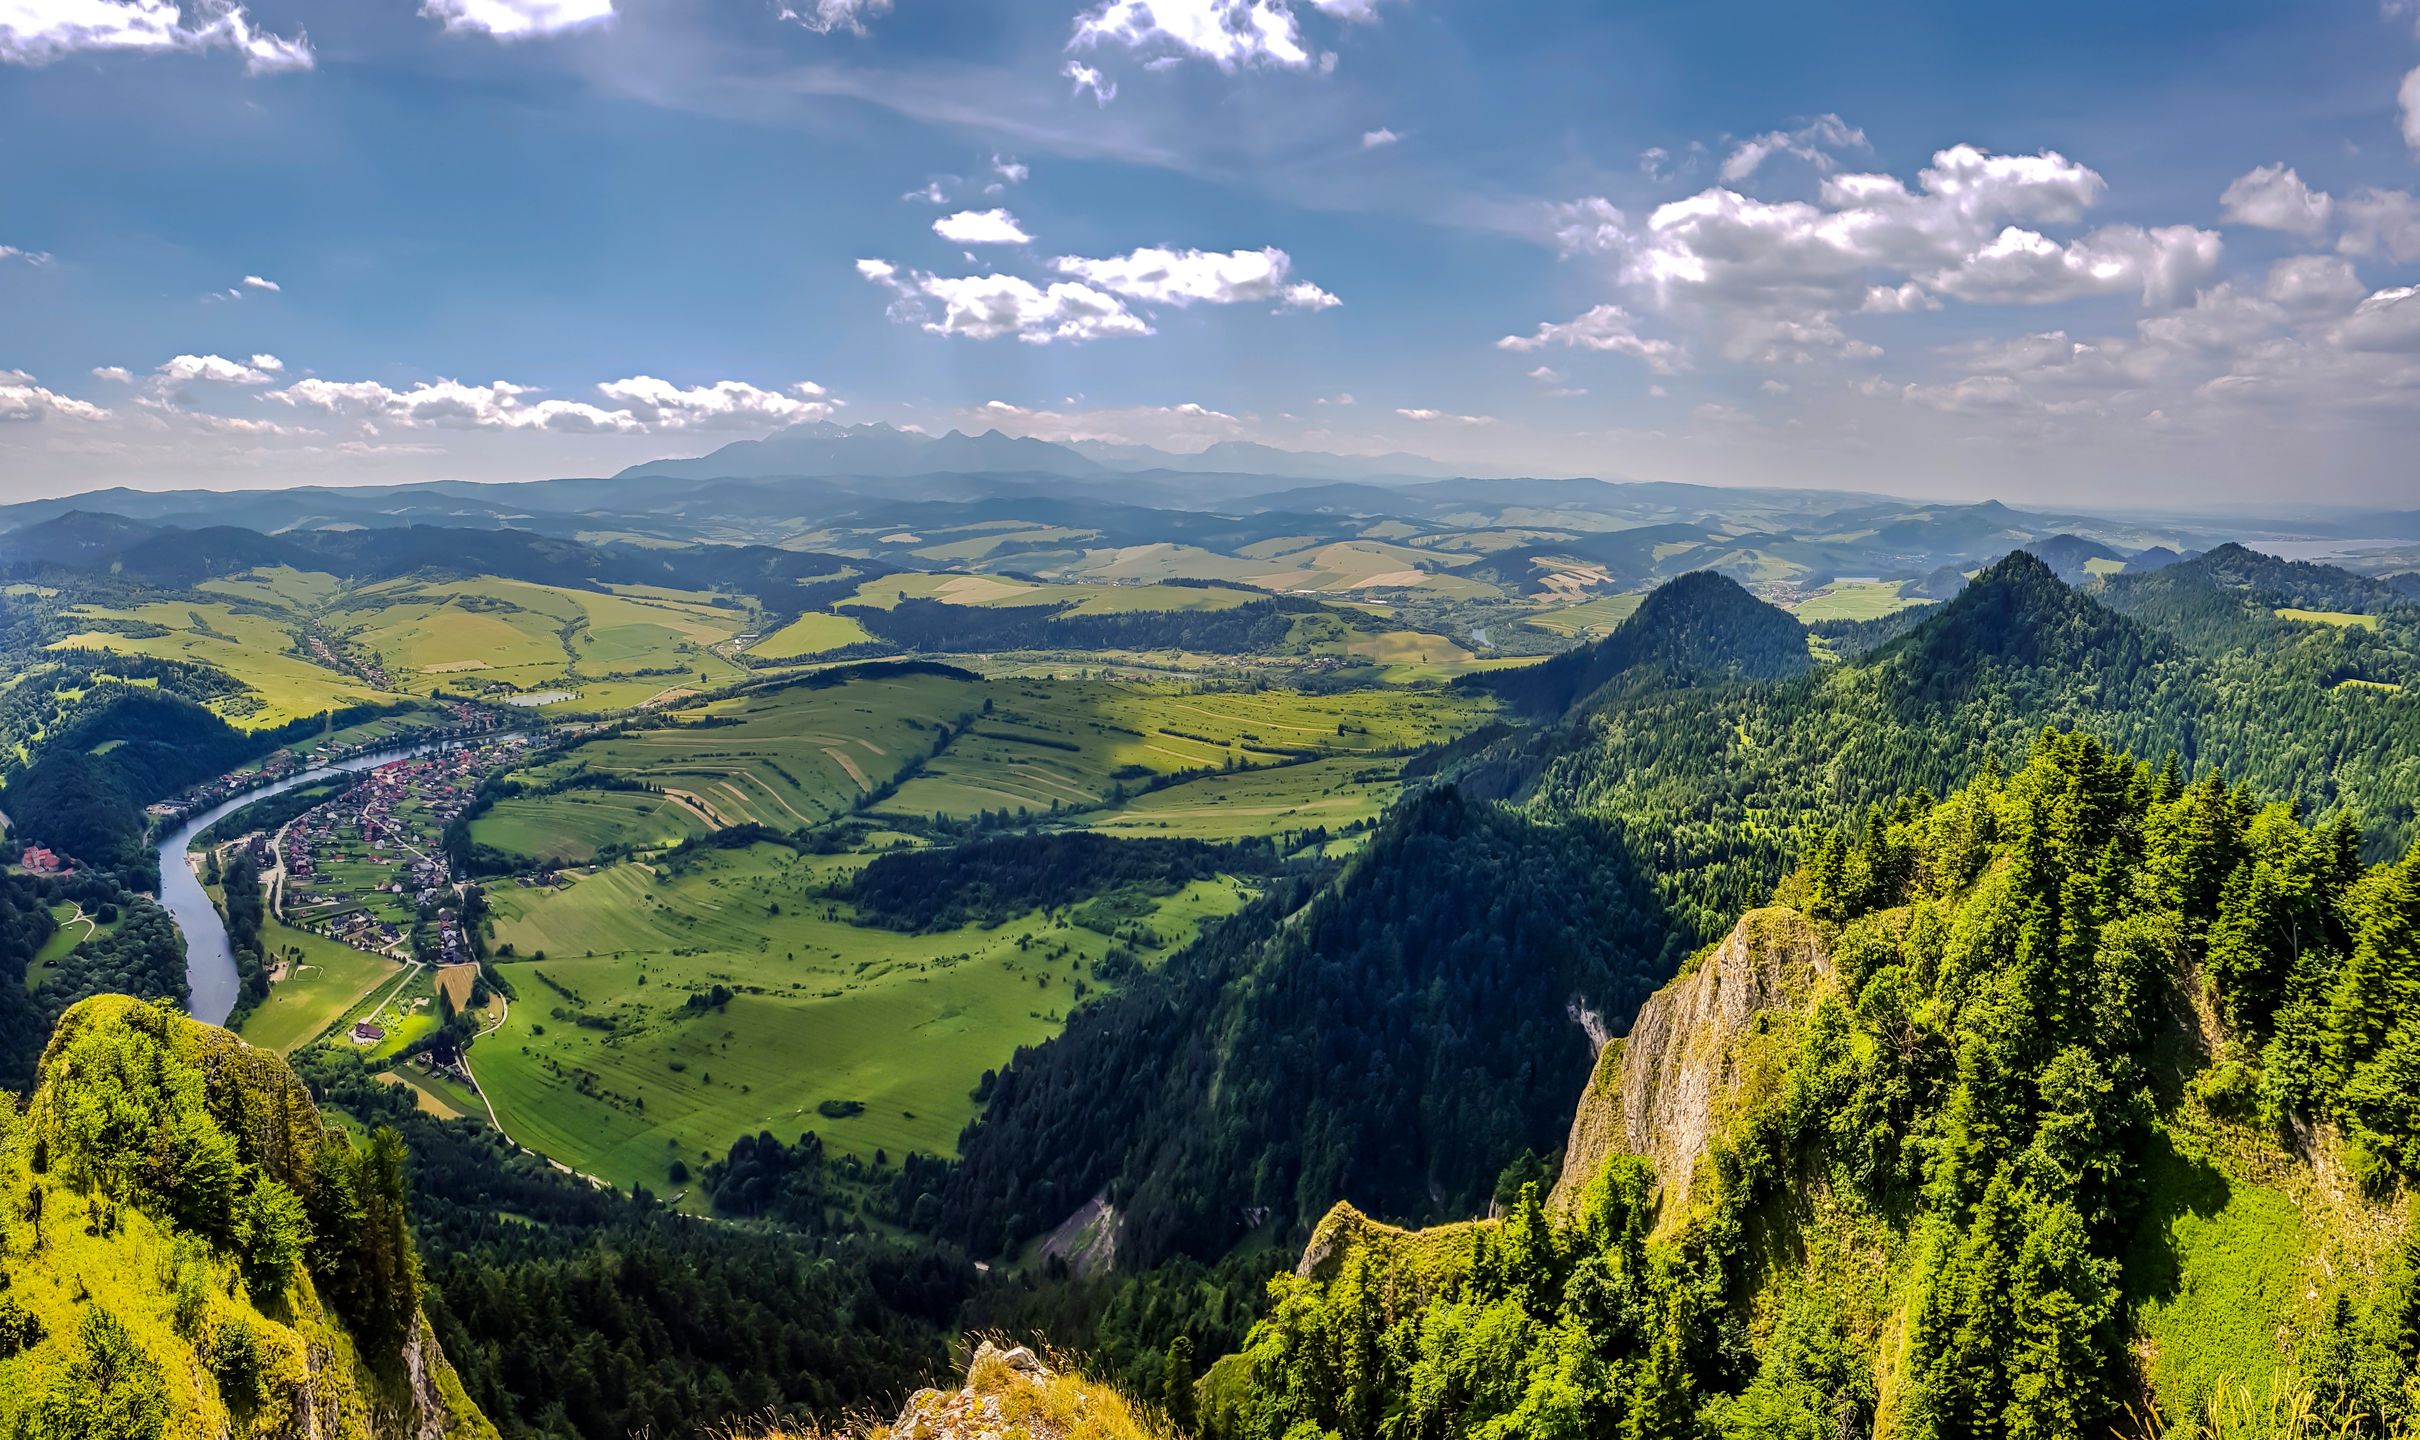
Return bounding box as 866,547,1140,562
749,1340,1182,1440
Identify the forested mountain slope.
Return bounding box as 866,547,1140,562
939,554,2420,1292
932,792,1676,1268
1198,733,2420,1439
1518,551,2419,944
1482,570,1812,717
0,996,492,1439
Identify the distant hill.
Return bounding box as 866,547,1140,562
2027,531,2128,583
620,421,1549,485
0,517,861,612
2098,542,2419,658
1484,570,1812,714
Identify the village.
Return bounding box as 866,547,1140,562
237,732,528,969
146,700,504,826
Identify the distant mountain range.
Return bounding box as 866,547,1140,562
613,421,1535,484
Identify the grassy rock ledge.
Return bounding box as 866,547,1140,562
0,994,493,1440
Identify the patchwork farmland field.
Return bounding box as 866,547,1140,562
476,667,1492,856
492,668,983,849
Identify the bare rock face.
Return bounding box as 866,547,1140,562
1548,907,1831,1227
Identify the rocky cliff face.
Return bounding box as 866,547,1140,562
1548,906,1832,1228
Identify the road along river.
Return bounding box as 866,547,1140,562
157,740,462,1028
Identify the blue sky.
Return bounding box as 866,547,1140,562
3,0,2419,506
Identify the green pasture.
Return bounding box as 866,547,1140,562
329,575,751,700
472,841,1253,1192
468,789,713,867
1079,755,1405,843
2275,607,2381,631
747,610,876,660
48,601,393,727
238,918,404,1054
26,902,117,990
1791,580,1925,622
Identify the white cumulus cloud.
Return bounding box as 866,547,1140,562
421,0,611,39
1395,407,1494,425
2219,165,2334,235
2405,65,2420,154
593,377,835,429
158,352,283,385
1051,246,1338,309
240,273,280,292
2264,255,2367,314
2340,188,2420,263
1361,127,1399,149
1071,0,1316,70
1497,304,1685,372
0,0,310,71
933,209,1033,246
0,370,109,422
270,373,831,432
859,259,1151,344
2333,285,2420,352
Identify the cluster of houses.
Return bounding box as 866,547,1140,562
271,735,526,964
16,845,71,877
149,702,508,825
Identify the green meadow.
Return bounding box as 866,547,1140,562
48,600,394,726
1791,579,1926,621
473,841,1254,1193
746,609,877,660
2275,606,2381,631
26,901,116,990
468,789,713,867
1079,755,1405,843
329,575,753,707
238,917,404,1054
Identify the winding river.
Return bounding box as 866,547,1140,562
158,740,457,1028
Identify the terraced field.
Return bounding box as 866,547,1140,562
473,842,1255,1191
872,675,1491,822
1526,592,1646,637
468,789,713,867
498,668,984,845
478,667,1491,852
